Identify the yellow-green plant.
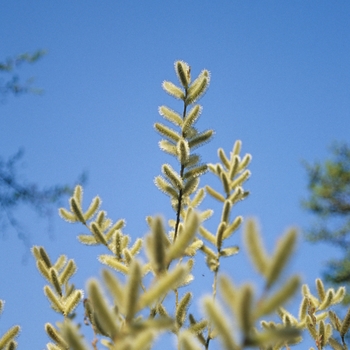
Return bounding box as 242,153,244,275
2,61,350,350
0,300,20,350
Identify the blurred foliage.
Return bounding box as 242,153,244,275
0,50,46,100
0,148,86,246
1,50,86,246
303,143,350,303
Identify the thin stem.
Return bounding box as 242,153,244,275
173,167,185,242
173,91,188,242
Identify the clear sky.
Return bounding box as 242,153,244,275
1,1,350,349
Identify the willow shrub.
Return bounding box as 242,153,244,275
1,61,350,350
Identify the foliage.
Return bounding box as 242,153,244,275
1,50,85,245
0,147,86,248
303,144,350,302
1,61,350,350
0,50,46,100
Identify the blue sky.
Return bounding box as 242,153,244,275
1,1,350,349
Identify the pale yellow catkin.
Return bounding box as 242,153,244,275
333,286,346,303
61,321,88,350
0,326,21,349
179,331,202,350
59,259,76,285
154,175,178,198
265,228,297,289
221,172,230,196
186,73,209,104
59,208,77,223
125,260,141,322
162,164,184,190
45,323,68,349
159,105,183,126
218,275,237,319
83,196,101,221
203,297,238,350
139,265,189,309
223,216,242,239
70,197,86,224
149,217,167,273
298,296,308,321
64,290,83,316
176,292,192,327
340,306,350,339
177,139,190,165
88,279,119,338
205,185,225,202
318,289,334,310
183,104,202,131
318,320,326,348
176,60,190,88
130,238,143,256
90,222,108,245
329,310,341,331
50,268,62,296
162,81,185,100
221,200,231,224
154,122,181,143
39,247,52,268
53,254,67,272
237,284,254,334
198,226,216,245
167,211,199,261
188,130,213,149
244,219,269,276
216,222,226,251
37,260,51,281
130,329,156,350
230,169,250,189
255,276,299,318
229,155,239,180
328,337,344,350
218,148,230,170
44,285,64,313
190,188,205,208
159,139,178,157
0,325,20,349
316,278,326,301
98,255,128,274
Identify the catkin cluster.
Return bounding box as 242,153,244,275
1,61,350,350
